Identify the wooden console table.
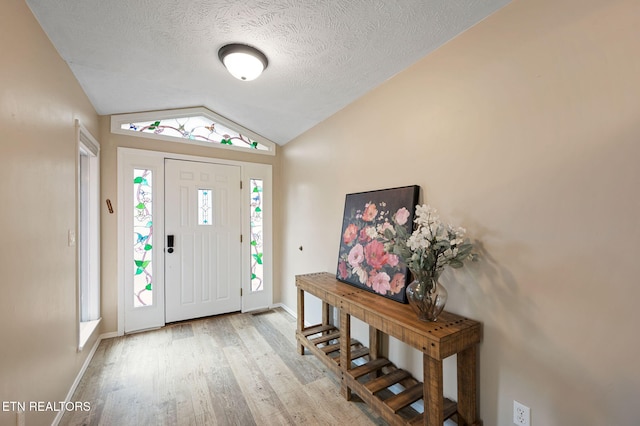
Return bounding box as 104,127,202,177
296,272,481,426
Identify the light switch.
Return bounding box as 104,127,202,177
68,229,76,247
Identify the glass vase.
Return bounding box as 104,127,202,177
405,274,448,322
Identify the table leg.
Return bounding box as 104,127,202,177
339,309,352,400
296,287,305,355
369,326,381,380
457,345,478,425
369,326,381,360
424,355,443,426
323,301,330,325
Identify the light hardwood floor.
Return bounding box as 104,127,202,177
61,308,386,426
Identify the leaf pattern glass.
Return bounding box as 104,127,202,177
122,115,268,151
134,169,153,307
250,179,263,292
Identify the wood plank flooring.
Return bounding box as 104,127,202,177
61,308,386,426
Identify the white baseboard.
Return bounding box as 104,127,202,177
271,302,319,328
271,302,296,318
100,331,118,340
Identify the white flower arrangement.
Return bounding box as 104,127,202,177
383,204,476,290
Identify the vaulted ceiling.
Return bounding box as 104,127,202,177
26,0,510,145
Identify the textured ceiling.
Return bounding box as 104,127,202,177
26,0,510,145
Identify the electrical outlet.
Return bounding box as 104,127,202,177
513,400,530,426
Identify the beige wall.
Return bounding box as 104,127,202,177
279,0,640,424
0,1,100,425
98,118,280,334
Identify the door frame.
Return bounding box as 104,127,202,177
117,147,273,335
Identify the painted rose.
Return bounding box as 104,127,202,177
368,271,391,295
354,266,368,285
389,273,405,294
348,244,365,267
364,239,388,270
394,207,410,225
338,261,348,279
358,228,372,243
387,253,400,267
362,202,378,222
342,223,359,245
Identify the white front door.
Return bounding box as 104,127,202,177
164,159,242,323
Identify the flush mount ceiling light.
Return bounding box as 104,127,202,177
218,44,268,81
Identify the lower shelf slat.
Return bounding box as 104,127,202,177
302,324,336,337
384,383,424,413
309,331,341,345
407,398,458,425
349,358,391,379
350,346,370,360
321,339,362,354
365,369,412,394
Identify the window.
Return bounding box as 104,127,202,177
133,169,154,307
110,107,275,155
250,179,264,292
198,189,213,225
78,121,100,349
241,163,272,311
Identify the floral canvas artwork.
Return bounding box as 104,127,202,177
336,186,419,303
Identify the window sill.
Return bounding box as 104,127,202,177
79,318,101,351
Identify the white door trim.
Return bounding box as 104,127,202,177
116,147,273,335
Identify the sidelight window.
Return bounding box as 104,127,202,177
250,179,264,292
133,169,153,307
